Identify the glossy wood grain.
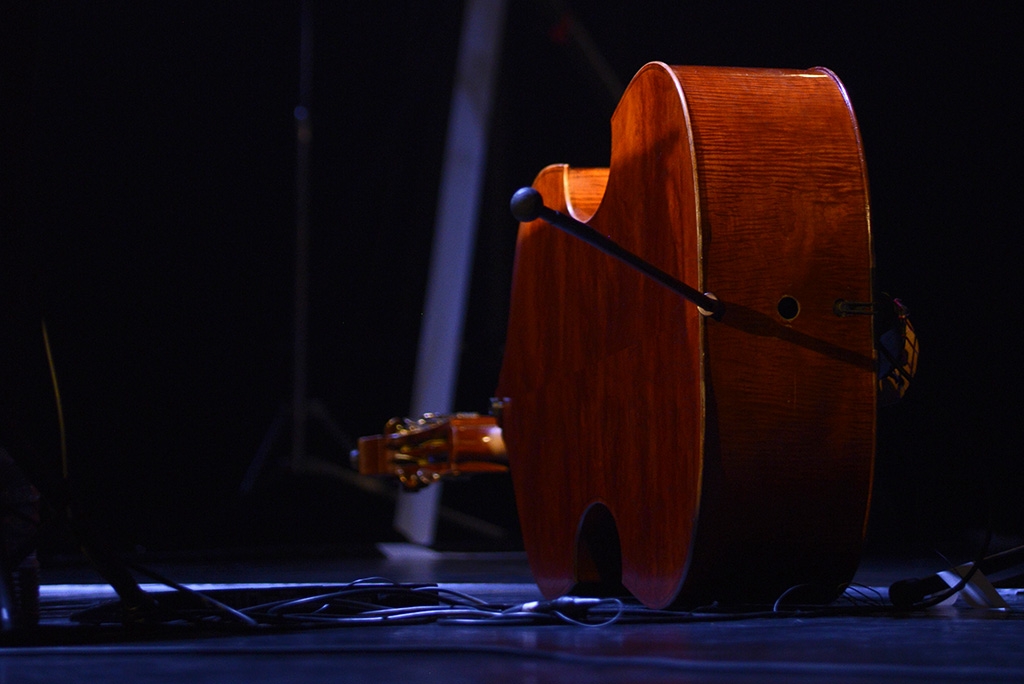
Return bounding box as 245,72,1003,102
496,63,875,608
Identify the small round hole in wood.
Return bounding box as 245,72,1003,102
777,296,800,320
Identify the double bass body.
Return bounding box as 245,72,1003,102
495,63,876,608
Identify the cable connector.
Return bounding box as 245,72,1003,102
519,596,603,615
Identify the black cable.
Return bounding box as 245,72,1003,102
123,561,258,627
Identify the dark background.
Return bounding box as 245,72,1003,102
2,2,1020,561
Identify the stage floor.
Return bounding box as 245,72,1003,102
4,544,1024,683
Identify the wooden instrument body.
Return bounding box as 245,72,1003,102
495,63,876,608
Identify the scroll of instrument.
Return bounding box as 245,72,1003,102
357,62,883,609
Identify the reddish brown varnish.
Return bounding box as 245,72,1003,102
494,63,876,609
